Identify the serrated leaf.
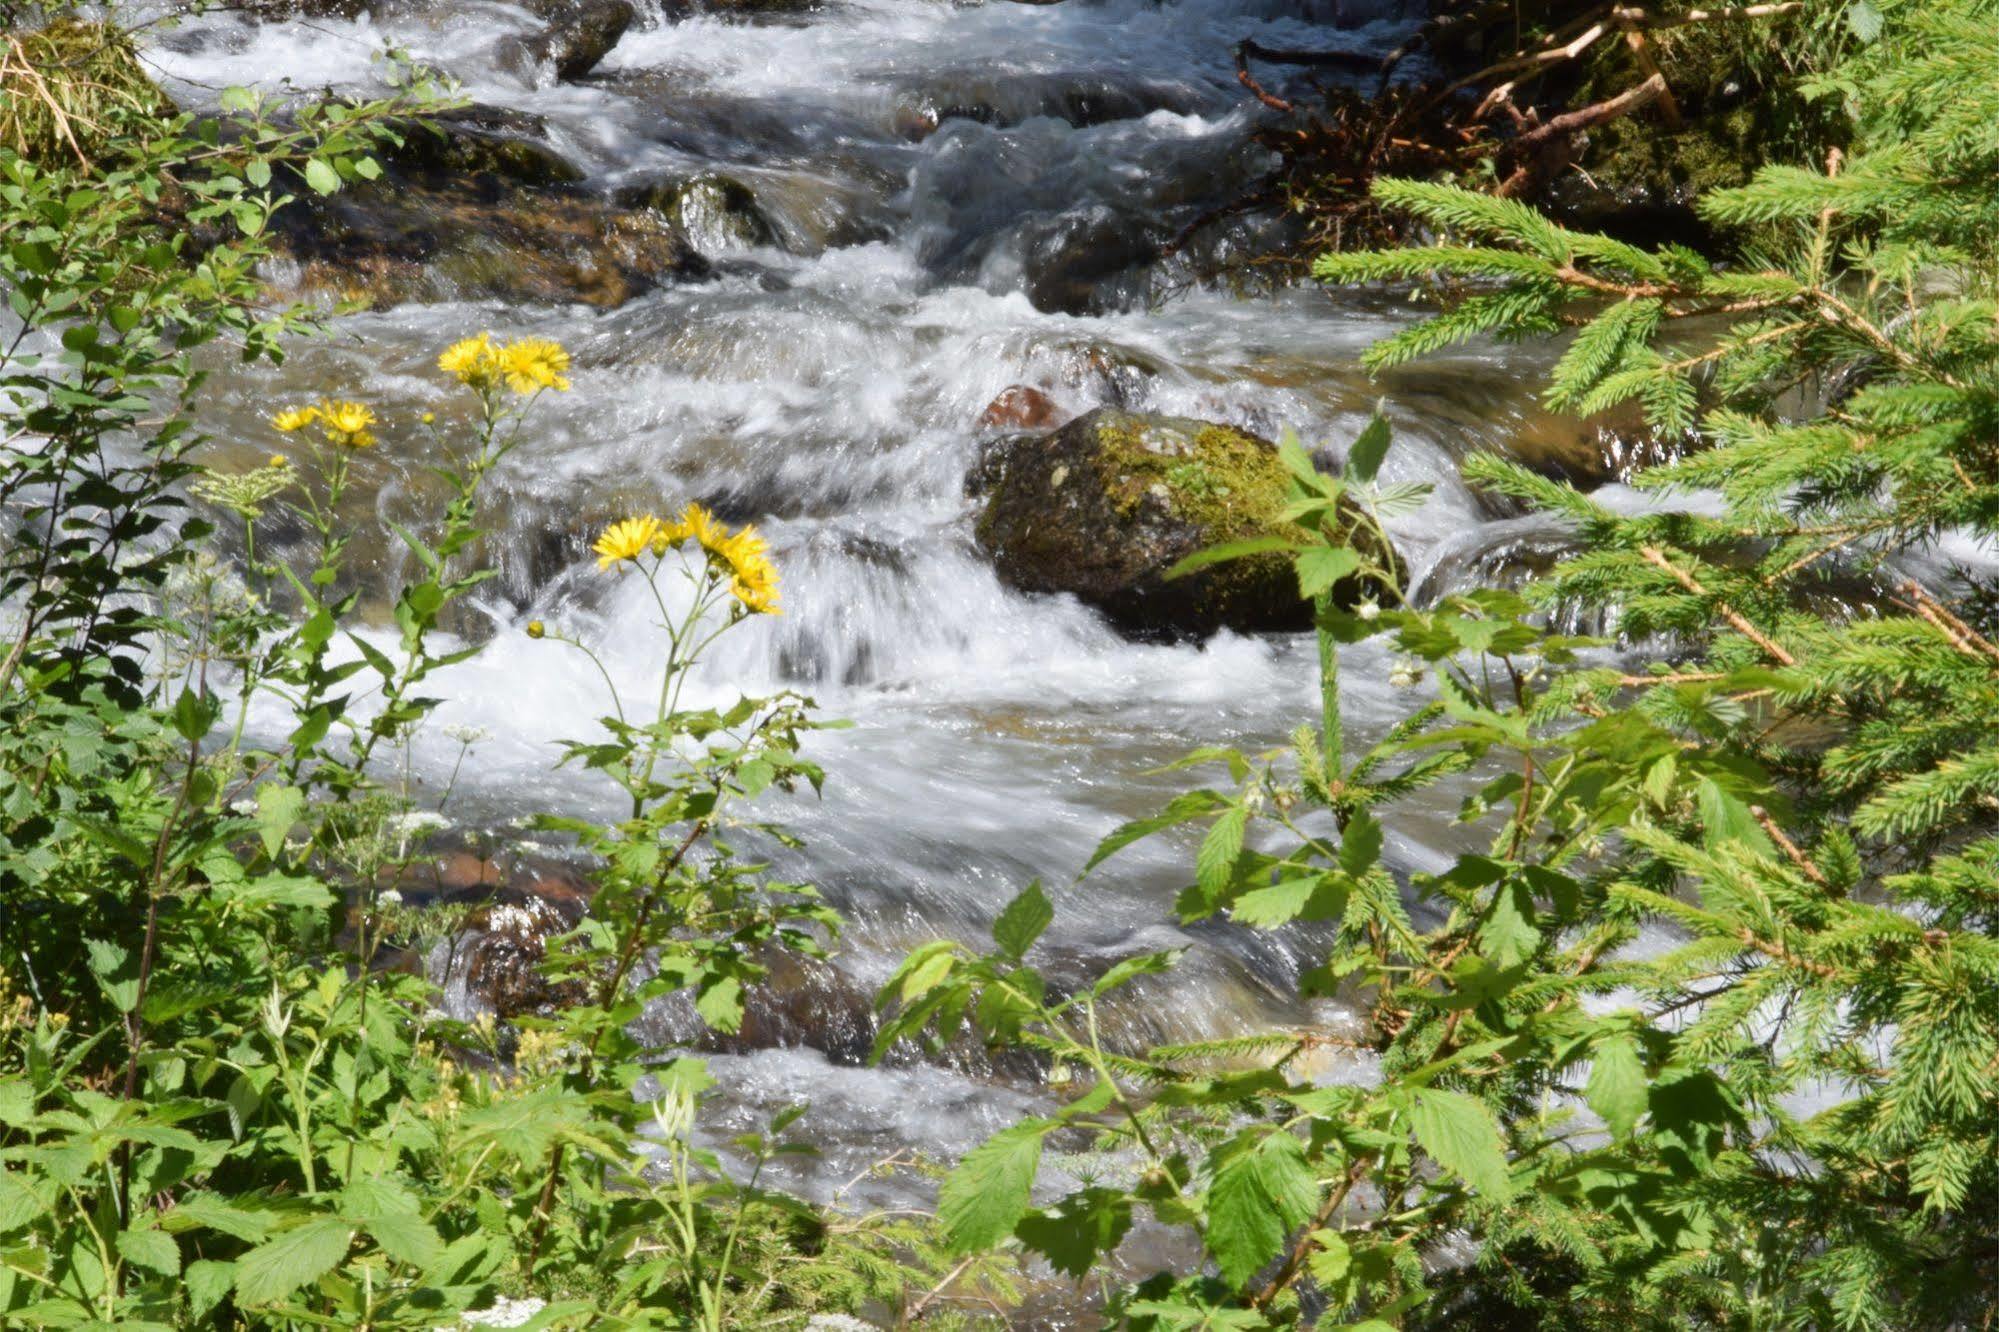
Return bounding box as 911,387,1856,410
1296,546,1361,599
1206,1131,1317,1289
993,880,1053,960
939,1123,1046,1252
255,784,305,860
1408,1088,1511,1199
1197,805,1248,901
188,1259,235,1319
1585,1034,1648,1139
233,1218,353,1306
1015,1188,1132,1279
116,1227,181,1277
1344,411,1391,483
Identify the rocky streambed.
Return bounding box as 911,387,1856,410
137,0,1679,1237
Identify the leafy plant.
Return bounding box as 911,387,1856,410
878,3,1998,1329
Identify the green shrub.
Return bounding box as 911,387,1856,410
879,3,1998,1328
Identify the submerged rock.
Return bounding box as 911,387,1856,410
979,385,1066,431
977,408,1397,638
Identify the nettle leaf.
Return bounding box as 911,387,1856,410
1408,1088,1512,1199
255,784,305,859
233,1217,354,1306
187,1260,235,1320
993,880,1054,960
1586,1034,1648,1139
342,1179,442,1271
116,1226,181,1277
939,1122,1047,1252
1206,1130,1319,1289
1016,1187,1133,1279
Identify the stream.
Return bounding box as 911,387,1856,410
135,0,1616,1248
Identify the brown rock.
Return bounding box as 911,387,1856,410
979,385,1065,431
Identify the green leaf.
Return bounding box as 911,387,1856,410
187,1260,235,1319
992,880,1054,960
233,1218,354,1306
85,938,139,1013
342,1179,441,1271
304,158,341,196
1165,535,1301,580
1206,1131,1317,1289
1083,789,1228,875
1196,805,1249,902
1847,0,1882,41
1408,1088,1512,1198
116,1227,181,1277
1296,546,1361,599
939,1123,1046,1252
255,784,305,860
1585,1034,1648,1139
1344,411,1391,484
1016,1188,1133,1279
1338,809,1383,877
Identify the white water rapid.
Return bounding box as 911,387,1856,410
135,0,1618,1218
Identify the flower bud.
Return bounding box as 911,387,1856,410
526,620,545,639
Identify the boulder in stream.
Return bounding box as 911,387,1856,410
977,408,1397,638
616,172,776,252
497,0,635,82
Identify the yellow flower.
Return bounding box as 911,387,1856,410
267,453,288,468
315,399,377,449
526,620,545,639
729,558,782,616
272,405,318,433
501,338,571,395
714,524,781,616
679,501,729,557
439,333,502,388
593,514,664,572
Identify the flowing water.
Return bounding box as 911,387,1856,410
135,0,1610,1223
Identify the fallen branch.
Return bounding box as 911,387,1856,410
1497,72,1667,196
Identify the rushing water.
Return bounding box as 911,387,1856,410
135,0,1613,1215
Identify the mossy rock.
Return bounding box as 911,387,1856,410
977,408,1398,639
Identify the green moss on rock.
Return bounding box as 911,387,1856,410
977,408,1397,639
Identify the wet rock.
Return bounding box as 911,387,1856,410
382,106,585,188
979,385,1066,431
426,860,593,1020
977,408,1398,639
616,172,774,252
669,0,821,15
237,0,368,18
497,0,635,82
1018,203,1159,315
276,176,708,309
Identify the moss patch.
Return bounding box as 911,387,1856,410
1,20,174,168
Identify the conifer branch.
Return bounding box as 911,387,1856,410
1640,547,1797,666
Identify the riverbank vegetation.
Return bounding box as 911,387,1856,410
2,0,1995,1328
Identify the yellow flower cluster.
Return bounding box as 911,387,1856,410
589,502,782,615
438,332,572,395
270,400,377,449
